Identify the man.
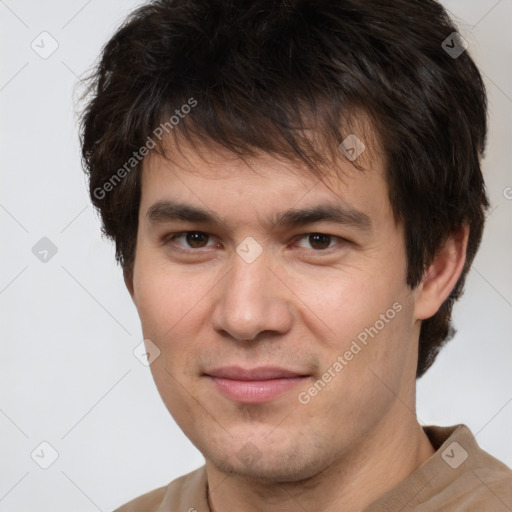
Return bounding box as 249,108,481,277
80,0,512,510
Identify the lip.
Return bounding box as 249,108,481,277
205,366,310,403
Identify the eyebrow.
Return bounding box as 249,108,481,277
146,200,372,231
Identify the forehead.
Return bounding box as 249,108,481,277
139,139,392,229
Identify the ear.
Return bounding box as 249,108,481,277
414,225,469,321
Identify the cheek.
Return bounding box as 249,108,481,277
292,262,415,400
286,263,405,347
334,296,416,405
132,254,207,343
132,256,210,418
298,297,415,433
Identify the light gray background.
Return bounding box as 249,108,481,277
1,1,511,510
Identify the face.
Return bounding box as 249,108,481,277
128,141,420,482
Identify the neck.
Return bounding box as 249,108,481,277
206,410,435,512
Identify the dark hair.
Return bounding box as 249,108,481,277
80,0,488,378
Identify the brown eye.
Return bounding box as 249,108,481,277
308,233,332,250
185,231,210,248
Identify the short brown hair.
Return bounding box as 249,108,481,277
80,0,488,377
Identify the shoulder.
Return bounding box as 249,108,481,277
445,425,512,509
366,425,512,511
113,485,167,512
114,466,207,512
422,425,512,510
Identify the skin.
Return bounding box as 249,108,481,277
126,138,468,512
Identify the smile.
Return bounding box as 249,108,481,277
205,366,310,403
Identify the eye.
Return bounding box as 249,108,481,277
166,231,217,250
294,233,344,251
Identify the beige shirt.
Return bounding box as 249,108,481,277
115,425,512,511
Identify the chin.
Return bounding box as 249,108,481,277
207,444,333,484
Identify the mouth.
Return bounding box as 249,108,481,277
204,366,311,403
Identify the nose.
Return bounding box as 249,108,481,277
211,252,293,342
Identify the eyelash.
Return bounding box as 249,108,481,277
163,231,347,254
